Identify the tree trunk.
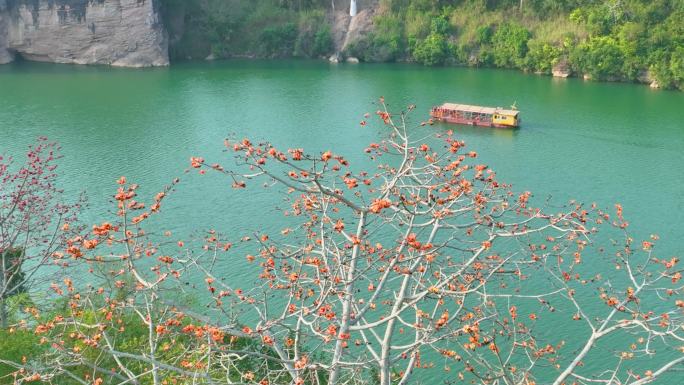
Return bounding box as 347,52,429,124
0,298,6,329
0,254,6,329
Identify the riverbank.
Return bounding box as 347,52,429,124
158,0,683,91
1,1,681,91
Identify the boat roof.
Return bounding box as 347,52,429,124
438,103,520,116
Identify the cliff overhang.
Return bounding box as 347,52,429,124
0,0,168,67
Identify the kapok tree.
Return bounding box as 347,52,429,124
0,138,82,328
15,101,683,385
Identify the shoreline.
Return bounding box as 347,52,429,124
0,57,677,92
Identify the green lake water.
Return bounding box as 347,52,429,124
1,60,683,383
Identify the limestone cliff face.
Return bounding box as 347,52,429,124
331,0,377,54
0,0,13,64
0,0,168,67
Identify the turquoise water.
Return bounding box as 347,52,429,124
2,60,682,252
1,60,683,383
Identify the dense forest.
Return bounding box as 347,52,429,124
160,0,683,90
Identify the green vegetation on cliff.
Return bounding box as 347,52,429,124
361,0,684,89
161,0,335,60
160,0,684,90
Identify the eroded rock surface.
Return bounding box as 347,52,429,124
1,0,168,67
0,0,13,64
552,60,571,78
340,7,375,53
330,0,377,55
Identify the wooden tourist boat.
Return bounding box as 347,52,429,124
430,103,521,128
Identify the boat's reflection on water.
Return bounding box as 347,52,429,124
432,122,520,140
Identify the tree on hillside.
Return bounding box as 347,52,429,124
0,248,26,326
0,139,82,328
9,102,683,385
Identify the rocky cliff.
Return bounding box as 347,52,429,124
0,0,168,67
331,0,376,54
0,0,13,64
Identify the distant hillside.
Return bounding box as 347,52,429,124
161,0,683,90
